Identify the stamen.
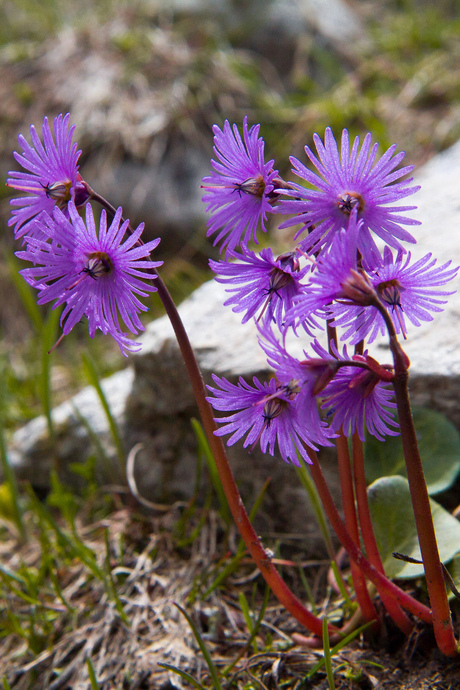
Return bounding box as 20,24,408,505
48,331,66,354
201,175,266,198
249,397,286,452
40,180,73,207
256,266,294,322
232,175,266,198
82,251,112,279
337,191,364,215
66,252,113,292
268,268,292,294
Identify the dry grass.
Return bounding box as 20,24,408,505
1,492,460,689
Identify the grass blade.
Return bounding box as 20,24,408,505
295,457,334,559
158,663,207,690
322,616,336,690
191,418,231,527
86,658,101,689
223,584,270,676
40,304,61,438
238,591,257,652
6,253,43,334
329,560,354,611
71,403,114,481
298,563,318,614
296,456,354,612
174,602,223,690
81,352,125,469
0,364,25,539
202,478,270,598
306,621,375,678
103,528,128,623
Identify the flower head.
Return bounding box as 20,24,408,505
201,117,278,255
258,326,338,444
331,247,459,343
210,247,311,331
286,211,376,328
7,113,89,240
207,373,327,464
321,345,398,441
260,327,340,397
278,128,420,264
17,202,162,355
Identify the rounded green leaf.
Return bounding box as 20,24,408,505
365,407,460,495
367,476,460,579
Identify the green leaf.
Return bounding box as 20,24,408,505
446,555,460,601
365,407,460,495
367,476,460,578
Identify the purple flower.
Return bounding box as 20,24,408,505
210,247,312,331
260,327,340,396
7,113,89,240
331,247,459,343
17,203,162,355
258,326,338,446
320,346,398,442
287,211,375,328
207,373,328,464
278,128,420,264
201,117,278,255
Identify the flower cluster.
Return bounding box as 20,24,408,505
203,119,458,461
8,114,162,355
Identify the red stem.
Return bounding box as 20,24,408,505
374,299,458,655
306,446,433,623
391,365,458,655
328,323,377,624
87,184,339,640
351,433,413,634
336,433,378,625
153,274,343,638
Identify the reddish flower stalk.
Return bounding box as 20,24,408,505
336,432,378,625
351,432,413,634
328,323,377,625
373,297,458,656
87,184,339,641
305,445,433,623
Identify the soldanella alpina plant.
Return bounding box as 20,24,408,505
7,114,460,656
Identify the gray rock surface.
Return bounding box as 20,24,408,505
7,139,460,546
158,0,366,49
371,139,460,427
